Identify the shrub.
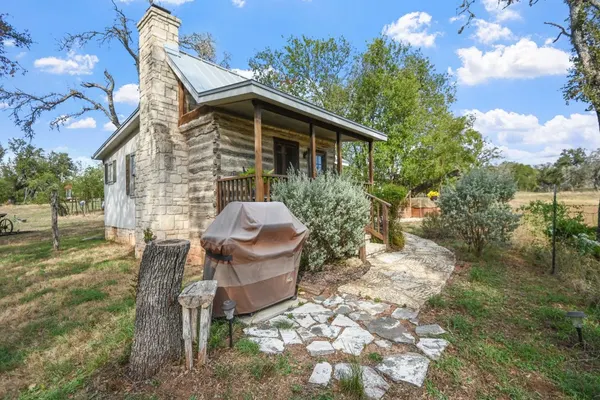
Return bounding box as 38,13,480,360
421,211,451,240
438,169,520,255
388,219,405,250
372,183,407,219
521,200,599,256
272,171,369,271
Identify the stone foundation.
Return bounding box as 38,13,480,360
105,226,136,247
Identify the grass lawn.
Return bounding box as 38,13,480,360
1,204,599,399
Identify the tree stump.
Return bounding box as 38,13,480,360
129,239,190,380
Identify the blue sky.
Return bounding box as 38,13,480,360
1,0,596,167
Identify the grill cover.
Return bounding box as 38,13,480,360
201,202,308,316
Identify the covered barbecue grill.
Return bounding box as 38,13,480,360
201,202,309,316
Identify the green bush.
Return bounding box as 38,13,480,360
272,171,369,271
372,183,407,219
438,169,520,255
521,200,598,256
389,219,405,250
421,211,451,240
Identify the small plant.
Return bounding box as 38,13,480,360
291,384,303,394
367,352,383,363
209,320,230,350
271,319,295,330
143,227,156,243
427,294,446,309
339,361,365,399
373,298,381,303
248,357,275,379
234,337,260,355
421,211,451,240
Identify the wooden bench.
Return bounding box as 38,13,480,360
178,280,218,369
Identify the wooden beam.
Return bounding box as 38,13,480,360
310,123,317,178
254,99,371,142
368,140,374,185
336,132,343,175
179,105,210,126
254,101,264,201
178,80,186,119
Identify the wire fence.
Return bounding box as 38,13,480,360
565,205,598,227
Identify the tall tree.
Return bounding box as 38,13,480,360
249,35,353,114
457,0,600,131
250,36,489,190
0,1,228,138
0,13,32,78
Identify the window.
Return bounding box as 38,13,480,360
126,154,136,196
274,138,299,175
308,150,327,176
104,161,116,185
315,151,327,174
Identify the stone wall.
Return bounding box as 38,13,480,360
135,6,190,258
105,226,136,247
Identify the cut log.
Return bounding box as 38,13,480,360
129,239,190,380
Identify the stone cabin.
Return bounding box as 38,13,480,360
93,4,387,263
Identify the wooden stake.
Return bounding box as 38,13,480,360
198,304,210,365
182,308,193,370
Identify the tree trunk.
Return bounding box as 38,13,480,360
129,239,190,381
51,190,59,251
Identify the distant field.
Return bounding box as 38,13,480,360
512,191,600,226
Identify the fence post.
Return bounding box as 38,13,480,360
551,184,557,275
596,198,600,242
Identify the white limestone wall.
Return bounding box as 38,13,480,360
104,132,138,230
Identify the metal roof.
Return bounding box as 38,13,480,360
165,44,248,93
166,45,387,142
93,45,387,159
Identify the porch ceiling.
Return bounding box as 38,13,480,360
215,100,355,142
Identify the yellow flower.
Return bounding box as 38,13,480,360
427,190,439,199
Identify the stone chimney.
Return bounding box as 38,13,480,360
135,5,190,256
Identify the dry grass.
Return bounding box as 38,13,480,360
0,205,137,399
512,191,600,227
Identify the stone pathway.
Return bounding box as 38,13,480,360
338,233,455,309
240,233,456,399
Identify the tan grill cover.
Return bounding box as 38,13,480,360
201,202,308,316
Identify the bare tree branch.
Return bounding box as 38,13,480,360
58,0,138,72
544,21,572,43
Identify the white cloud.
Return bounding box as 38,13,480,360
0,102,8,109
544,37,555,46
382,12,440,48
74,156,98,169
34,50,99,76
456,38,572,85
449,15,466,23
113,83,139,105
472,19,514,44
118,0,194,4
232,0,245,7
482,0,521,22
467,108,600,146
15,51,26,60
3,39,15,47
103,121,117,131
498,145,566,165
66,117,97,129
231,68,253,79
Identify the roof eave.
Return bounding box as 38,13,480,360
92,108,140,160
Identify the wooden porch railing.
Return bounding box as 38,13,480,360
216,174,288,213
365,193,390,250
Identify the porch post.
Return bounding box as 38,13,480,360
336,132,342,175
368,140,374,185
253,101,264,201
310,122,317,179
